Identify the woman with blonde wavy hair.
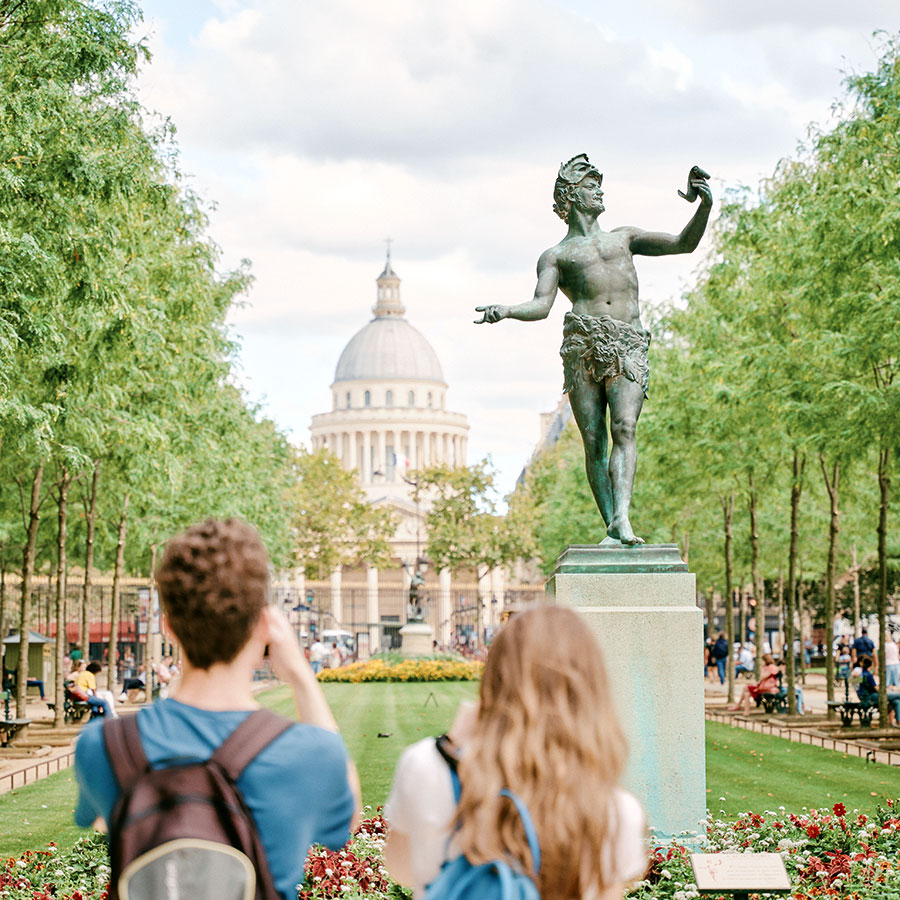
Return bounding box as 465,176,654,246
383,605,647,900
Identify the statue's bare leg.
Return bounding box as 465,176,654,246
606,376,645,545
568,376,614,527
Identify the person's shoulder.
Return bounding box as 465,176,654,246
74,716,107,759
611,225,642,237
611,786,645,830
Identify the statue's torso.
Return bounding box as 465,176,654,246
555,229,642,327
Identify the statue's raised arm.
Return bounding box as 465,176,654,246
625,165,713,257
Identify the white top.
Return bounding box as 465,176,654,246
384,737,647,899
885,640,900,667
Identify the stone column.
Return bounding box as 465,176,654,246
489,567,506,629
362,431,371,484
439,569,452,647
349,431,357,472
378,430,386,480
460,436,468,464
365,564,379,659
330,565,342,627
546,544,704,839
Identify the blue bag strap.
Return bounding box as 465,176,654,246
500,788,541,876
449,765,462,804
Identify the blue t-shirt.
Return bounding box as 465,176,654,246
74,699,354,900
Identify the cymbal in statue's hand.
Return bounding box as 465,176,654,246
678,165,711,204
474,305,509,324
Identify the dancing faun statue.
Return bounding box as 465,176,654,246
476,156,712,545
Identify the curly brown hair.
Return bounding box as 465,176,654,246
156,518,269,670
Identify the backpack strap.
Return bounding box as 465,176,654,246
211,709,294,781
500,789,541,877
103,714,150,792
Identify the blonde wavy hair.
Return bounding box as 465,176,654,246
455,606,628,900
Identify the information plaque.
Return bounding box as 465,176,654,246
690,853,791,896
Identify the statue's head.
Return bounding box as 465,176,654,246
553,153,603,222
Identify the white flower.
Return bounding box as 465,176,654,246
15,861,26,869
661,869,673,879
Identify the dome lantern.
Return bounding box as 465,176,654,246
373,246,404,318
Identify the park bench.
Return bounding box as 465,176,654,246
46,685,95,725
754,672,789,715
827,674,878,727
0,690,31,747
827,698,877,728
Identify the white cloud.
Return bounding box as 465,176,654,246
135,0,900,495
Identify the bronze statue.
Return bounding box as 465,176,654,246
476,155,712,545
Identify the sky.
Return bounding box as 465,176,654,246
135,0,899,497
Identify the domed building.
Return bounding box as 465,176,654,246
308,253,477,655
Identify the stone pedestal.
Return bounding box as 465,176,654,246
546,543,705,839
399,621,435,657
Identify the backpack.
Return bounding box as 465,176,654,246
102,708,293,900
424,759,541,900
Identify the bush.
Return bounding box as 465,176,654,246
317,656,483,683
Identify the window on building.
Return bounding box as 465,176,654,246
408,390,415,407
386,390,393,407
333,392,337,409
346,391,351,409
386,445,395,481
427,391,433,408
365,390,371,406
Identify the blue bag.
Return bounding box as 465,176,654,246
424,767,541,900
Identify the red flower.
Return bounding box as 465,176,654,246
806,823,821,839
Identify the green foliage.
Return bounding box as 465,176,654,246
412,459,536,575
290,448,396,579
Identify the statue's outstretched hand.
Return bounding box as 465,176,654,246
678,165,712,206
474,305,509,324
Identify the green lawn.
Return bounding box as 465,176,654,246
261,681,479,806
705,720,900,816
1,681,899,858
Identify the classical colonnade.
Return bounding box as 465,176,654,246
310,428,468,482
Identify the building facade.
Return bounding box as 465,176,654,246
306,255,533,655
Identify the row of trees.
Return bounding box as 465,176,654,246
516,35,900,719
0,2,399,719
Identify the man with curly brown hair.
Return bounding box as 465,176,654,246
476,155,712,545
74,518,360,900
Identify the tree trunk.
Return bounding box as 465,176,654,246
852,545,861,638
16,463,44,717
819,454,839,711
785,450,805,716
877,448,890,725
777,571,784,657
147,544,159,703
722,492,735,703
53,468,70,728
739,584,748,651
748,474,764,679
107,493,129,691
81,461,100,660
0,543,6,674
797,570,808,685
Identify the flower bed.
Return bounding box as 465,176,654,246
631,801,900,900
7,803,900,899
317,656,483,683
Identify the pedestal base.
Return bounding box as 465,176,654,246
546,543,705,839
399,621,435,657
